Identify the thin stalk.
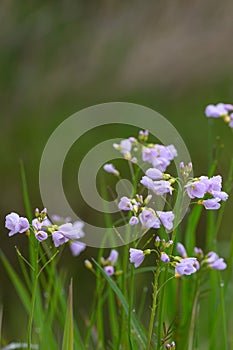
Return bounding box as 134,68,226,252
219,275,227,350
146,266,161,350
27,242,39,350
188,278,200,350
128,264,135,350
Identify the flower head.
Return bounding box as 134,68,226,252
139,209,160,229
107,249,119,264
5,212,29,236
104,265,115,276
207,252,227,270
118,196,133,211
175,258,199,276
129,216,139,226
103,163,119,176
203,198,221,210
129,248,145,268
161,253,170,263
157,211,174,230
177,243,187,258
35,231,48,242
70,241,86,256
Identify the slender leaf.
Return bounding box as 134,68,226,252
62,279,74,350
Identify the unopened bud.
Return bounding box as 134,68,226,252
84,260,93,270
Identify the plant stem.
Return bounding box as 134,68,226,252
128,264,134,350
27,242,39,350
146,266,161,350
188,278,200,350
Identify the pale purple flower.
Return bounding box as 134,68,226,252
175,258,199,276
72,221,85,238
107,249,119,264
103,163,119,176
104,265,115,276
207,251,227,270
200,175,222,193
194,247,203,255
139,209,160,228
203,198,221,210
5,212,30,236
52,214,71,223
56,223,82,240
177,243,187,258
185,180,206,199
161,253,170,263
209,258,227,270
142,147,157,163
113,139,132,155
205,103,228,118
151,157,170,172
153,180,173,195
35,231,48,242
212,191,228,201
70,241,86,256
142,144,177,172
145,168,163,180
129,216,139,226
52,222,84,247
32,217,51,230
157,211,174,230
52,231,69,247
129,248,145,268
18,217,30,233
118,196,133,211
223,104,233,111
140,176,155,191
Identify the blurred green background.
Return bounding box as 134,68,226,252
1,0,233,345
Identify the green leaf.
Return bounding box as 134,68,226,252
92,260,146,348
62,279,74,350
0,250,31,314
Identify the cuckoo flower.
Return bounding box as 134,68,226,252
175,258,199,276
103,163,119,176
5,212,30,237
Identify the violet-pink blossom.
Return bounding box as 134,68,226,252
129,248,145,268
5,212,29,237
118,196,133,211
175,258,199,276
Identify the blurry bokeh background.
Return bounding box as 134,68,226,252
1,0,233,345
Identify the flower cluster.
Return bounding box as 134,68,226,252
5,209,86,257
129,237,173,268
112,129,177,170
85,249,122,277
118,194,175,230
129,240,227,277
174,243,227,277
142,144,177,172
205,102,233,128
185,175,228,210
140,168,175,195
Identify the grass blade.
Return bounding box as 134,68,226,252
92,260,146,348
62,279,74,350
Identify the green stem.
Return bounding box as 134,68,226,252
27,242,39,350
128,264,134,350
146,266,161,350
188,278,200,350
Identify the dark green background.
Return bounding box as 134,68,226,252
1,1,233,344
